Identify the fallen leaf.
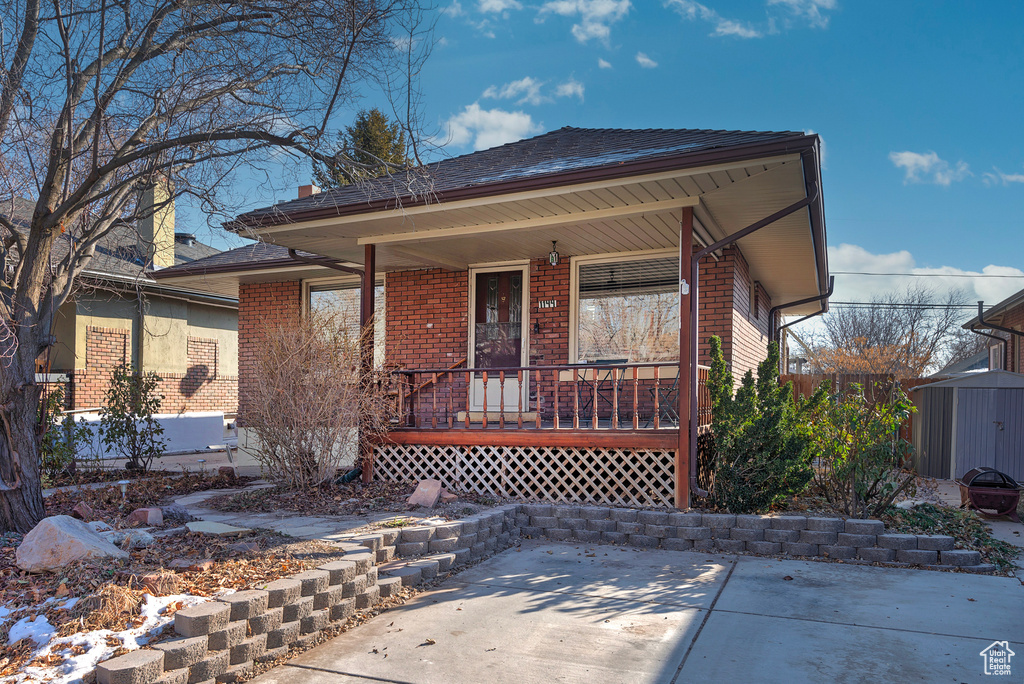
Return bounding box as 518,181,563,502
783,576,793,581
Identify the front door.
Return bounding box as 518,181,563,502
471,269,526,411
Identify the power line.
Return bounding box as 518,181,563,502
826,301,977,309
833,271,1024,278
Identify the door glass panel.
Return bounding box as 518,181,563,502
486,276,499,323
509,275,522,324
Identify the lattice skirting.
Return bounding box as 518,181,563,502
373,444,676,508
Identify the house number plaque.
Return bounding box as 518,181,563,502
539,300,558,308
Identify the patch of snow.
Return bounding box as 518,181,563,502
3,594,209,684
61,598,79,611
7,615,55,646
895,499,930,510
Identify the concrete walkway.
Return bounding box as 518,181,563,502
251,540,1024,684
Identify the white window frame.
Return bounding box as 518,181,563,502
568,248,679,364
302,273,386,367
466,261,531,370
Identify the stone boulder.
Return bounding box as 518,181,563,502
16,515,129,573
407,479,442,508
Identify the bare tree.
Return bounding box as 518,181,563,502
0,0,434,532
803,285,971,378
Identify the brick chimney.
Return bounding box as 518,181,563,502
139,178,175,270
298,184,321,199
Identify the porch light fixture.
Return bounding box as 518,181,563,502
548,241,559,266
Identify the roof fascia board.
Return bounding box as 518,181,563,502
150,258,337,281
357,196,699,246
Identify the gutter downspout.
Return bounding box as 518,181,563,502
687,150,820,500
977,300,1022,369
769,276,835,341
287,248,364,276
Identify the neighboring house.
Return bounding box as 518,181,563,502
152,126,830,507
962,288,1024,373
930,350,989,378
5,191,239,414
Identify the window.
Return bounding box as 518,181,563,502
575,255,679,362
989,342,1003,371
308,280,386,368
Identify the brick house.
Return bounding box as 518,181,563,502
963,289,1024,373
153,127,830,508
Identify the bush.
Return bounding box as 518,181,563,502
240,308,393,489
705,337,823,513
808,382,916,518
99,364,166,471
38,386,92,481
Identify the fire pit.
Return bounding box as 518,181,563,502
956,467,1022,522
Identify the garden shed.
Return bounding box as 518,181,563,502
911,370,1024,480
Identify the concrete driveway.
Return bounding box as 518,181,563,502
251,540,1023,684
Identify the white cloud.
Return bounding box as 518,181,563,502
983,167,1024,186
889,150,971,186
825,243,1024,307
483,76,547,105
767,0,836,29
554,78,585,101
479,0,522,11
664,0,761,39
598,58,612,69
635,52,658,68
444,103,544,150
442,1,465,16
538,0,632,44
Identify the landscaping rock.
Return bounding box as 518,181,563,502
438,488,458,504
129,507,164,526
225,541,259,554
407,479,442,508
88,520,114,533
186,521,252,537
17,515,129,573
161,504,195,523
218,466,237,478
72,501,95,520
105,529,156,549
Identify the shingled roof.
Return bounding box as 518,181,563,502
229,126,808,229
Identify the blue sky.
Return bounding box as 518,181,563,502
209,1,1024,312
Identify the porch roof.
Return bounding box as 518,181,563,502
153,127,829,313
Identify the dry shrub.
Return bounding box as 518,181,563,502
62,584,143,634
241,307,393,489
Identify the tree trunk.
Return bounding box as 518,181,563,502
0,380,45,532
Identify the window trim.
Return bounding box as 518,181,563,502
568,249,679,364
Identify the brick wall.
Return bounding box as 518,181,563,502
238,280,303,418
72,326,131,408
528,257,570,365
1001,304,1024,373
385,268,469,370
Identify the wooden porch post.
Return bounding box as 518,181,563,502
676,207,692,509
360,243,376,484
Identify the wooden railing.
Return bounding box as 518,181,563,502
391,362,711,431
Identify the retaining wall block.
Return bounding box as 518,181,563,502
152,636,208,671
522,504,553,517
609,509,638,523
433,553,457,572
477,526,491,542
356,585,381,610
692,539,714,552
459,532,479,548
561,518,587,531
702,513,736,528
520,527,542,538
262,579,302,609
97,649,165,684
341,575,368,599
449,547,471,565
396,541,428,556
940,549,982,567
553,505,581,519
587,519,616,533
400,527,434,543
710,527,732,539
805,517,844,533
820,545,857,560
350,534,383,552
799,530,838,545
346,551,374,574
175,603,230,638
153,668,189,684
668,512,702,527
897,549,939,565
844,519,885,535
365,567,378,586
764,529,799,543
300,610,330,635
616,522,644,535
223,591,269,622
230,634,266,665
916,535,955,552
628,534,659,548
313,585,346,611
376,547,395,564
216,661,251,684
734,515,772,530
255,646,287,665
574,529,602,543
208,621,246,652
729,528,764,543
857,547,896,562
545,528,570,541
379,529,400,546
662,538,694,551
471,541,486,559
330,598,357,621
266,621,300,649
581,507,611,520
281,596,314,623
187,650,229,684
497,531,511,546
515,514,531,527
294,631,320,648
433,522,464,540
746,540,782,555
877,534,918,550
460,519,480,535
677,526,711,541
484,537,498,553
637,511,669,525
317,561,357,586
602,531,627,544
428,537,459,553
530,516,559,529
645,525,671,538
247,608,283,636
770,516,807,531
292,571,330,597
961,564,997,574
714,538,746,553
783,542,819,556
837,533,876,548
